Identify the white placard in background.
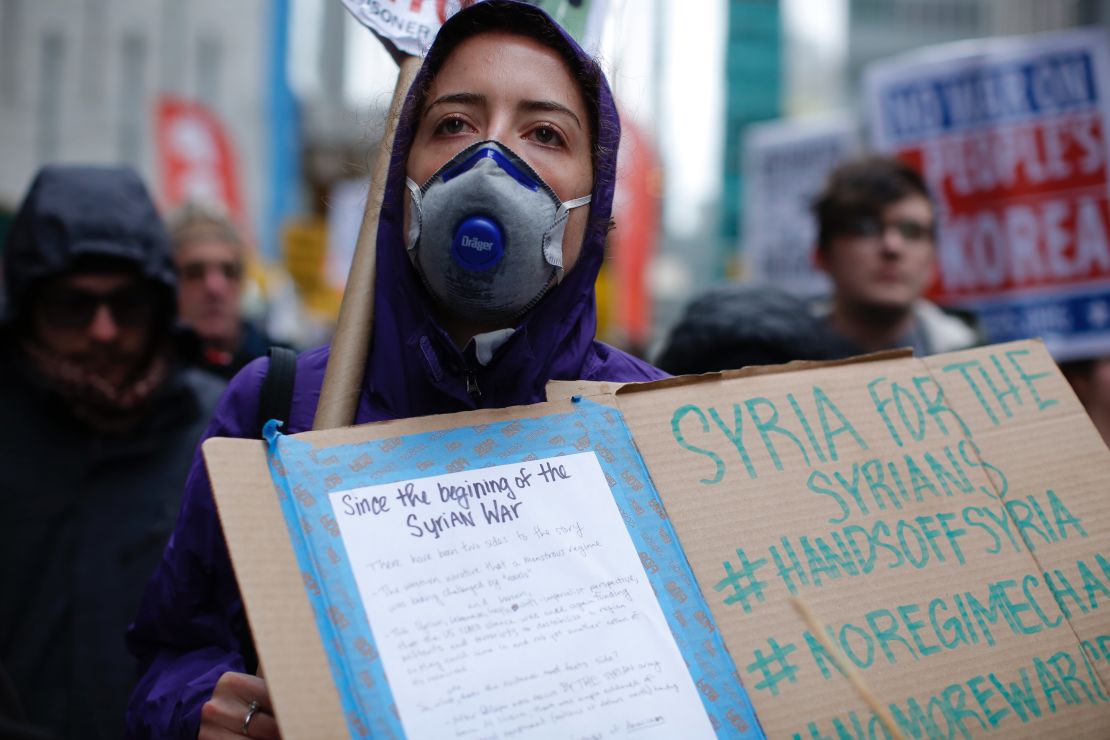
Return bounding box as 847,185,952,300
741,113,859,296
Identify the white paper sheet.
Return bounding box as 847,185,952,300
330,451,715,739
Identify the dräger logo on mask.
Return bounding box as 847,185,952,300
461,235,494,252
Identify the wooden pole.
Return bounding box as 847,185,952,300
313,54,422,430
791,596,905,740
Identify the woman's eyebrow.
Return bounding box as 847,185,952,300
424,92,486,117
519,100,581,130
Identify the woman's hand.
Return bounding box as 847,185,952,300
199,672,281,739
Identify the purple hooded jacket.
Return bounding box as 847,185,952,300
124,3,666,737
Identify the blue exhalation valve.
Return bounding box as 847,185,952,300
451,215,504,272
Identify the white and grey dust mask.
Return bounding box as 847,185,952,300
405,140,592,326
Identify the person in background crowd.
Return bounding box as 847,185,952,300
1061,357,1110,449
125,2,667,738
654,283,838,375
812,156,978,357
0,166,225,740
169,202,276,379
655,157,977,378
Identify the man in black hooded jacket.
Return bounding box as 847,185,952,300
0,166,225,740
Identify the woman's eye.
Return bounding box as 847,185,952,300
435,117,470,135
529,125,563,147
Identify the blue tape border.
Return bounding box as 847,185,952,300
264,400,764,738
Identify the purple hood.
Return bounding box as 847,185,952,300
366,0,658,418
125,3,664,737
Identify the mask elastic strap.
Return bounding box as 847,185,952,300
404,178,423,251
562,194,592,210
550,193,593,228
544,194,594,278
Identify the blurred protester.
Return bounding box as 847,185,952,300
1061,358,1110,448
125,3,667,738
655,157,977,377
0,166,225,740
0,663,51,740
812,156,978,357
655,283,837,374
169,201,276,379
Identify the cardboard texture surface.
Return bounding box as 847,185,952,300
205,339,1110,738
203,438,349,738
545,378,626,400
616,340,1110,737
206,401,598,739
259,399,760,737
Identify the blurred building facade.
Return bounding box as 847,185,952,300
292,0,388,213
0,0,270,228
847,0,1110,101
720,0,781,267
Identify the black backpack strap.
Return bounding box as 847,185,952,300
258,346,298,436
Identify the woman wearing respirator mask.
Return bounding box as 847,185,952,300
125,3,666,738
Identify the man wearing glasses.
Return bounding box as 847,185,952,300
0,165,224,740
812,156,978,357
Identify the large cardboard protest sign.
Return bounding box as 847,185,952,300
619,340,1110,737
208,400,761,739
741,114,858,295
206,340,1110,738
865,30,1110,361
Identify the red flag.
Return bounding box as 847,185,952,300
155,96,244,223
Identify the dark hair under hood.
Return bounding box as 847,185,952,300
1,165,177,328
366,0,629,417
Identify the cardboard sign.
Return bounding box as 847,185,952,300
325,449,715,738
339,0,468,57
206,340,1110,738
616,340,1110,737
208,401,760,739
741,114,858,295
340,0,608,58
865,30,1110,361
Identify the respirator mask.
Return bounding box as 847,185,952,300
405,140,592,326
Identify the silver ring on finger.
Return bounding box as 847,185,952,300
242,700,261,736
